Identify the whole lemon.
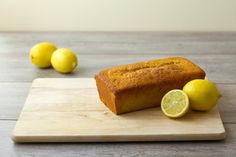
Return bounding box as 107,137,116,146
183,79,221,111
51,48,78,73
29,42,57,68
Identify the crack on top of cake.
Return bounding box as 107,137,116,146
108,61,181,76
107,60,183,87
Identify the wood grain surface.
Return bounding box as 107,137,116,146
0,32,236,156
12,78,225,143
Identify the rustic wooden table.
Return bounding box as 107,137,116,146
0,32,235,157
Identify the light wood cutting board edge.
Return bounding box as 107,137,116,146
12,131,226,143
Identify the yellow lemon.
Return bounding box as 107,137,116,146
29,42,57,68
161,89,189,118
51,48,78,73
183,79,221,111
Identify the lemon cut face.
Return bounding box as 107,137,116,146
161,89,189,118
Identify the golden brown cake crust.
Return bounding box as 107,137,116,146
95,57,206,114
96,57,205,93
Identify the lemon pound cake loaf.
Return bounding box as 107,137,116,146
95,57,205,115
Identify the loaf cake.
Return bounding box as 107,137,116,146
95,57,205,115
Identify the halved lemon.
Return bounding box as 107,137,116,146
161,89,189,118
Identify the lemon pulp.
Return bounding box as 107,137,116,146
161,89,189,118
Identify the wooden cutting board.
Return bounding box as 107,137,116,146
12,78,226,143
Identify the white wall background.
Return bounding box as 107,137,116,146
0,0,236,31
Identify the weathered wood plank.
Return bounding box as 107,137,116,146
218,85,236,123
0,120,235,157
0,32,236,156
0,32,236,55
0,53,235,83
0,82,235,124
0,83,31,119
